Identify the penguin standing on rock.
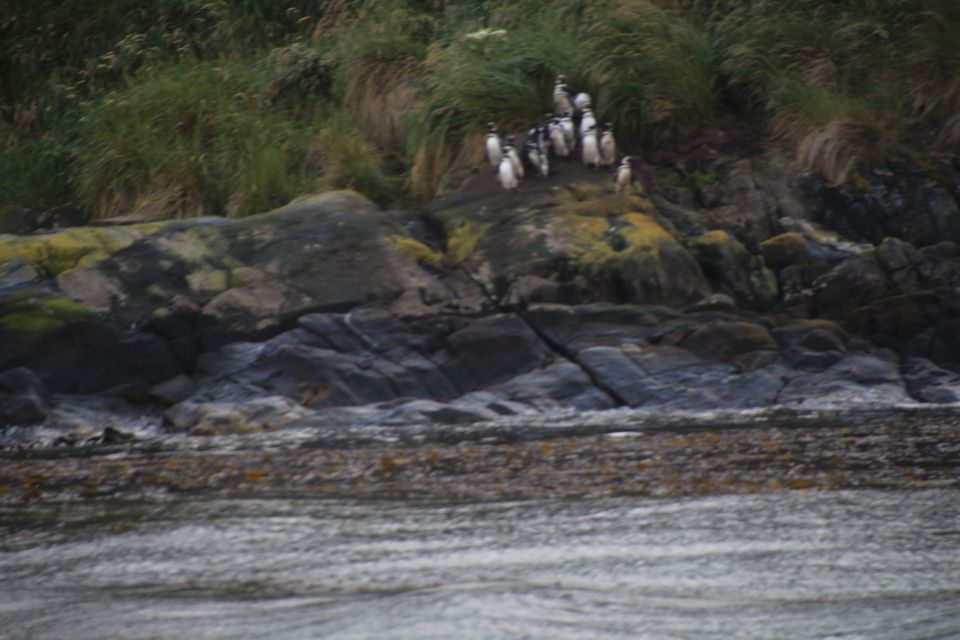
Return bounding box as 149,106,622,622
615,156,633,194
559,112,575,151
579,107,597,140
504,136,524,180
498,154,519,192
582,125,600,170
549,118,570,159
599,123,617,168
526,135,549,178
485,122,502,173
553,76,574,117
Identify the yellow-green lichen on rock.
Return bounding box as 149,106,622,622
541,192,710,304
385,235,445,269
0,293,93,333
552,209,678,271
446,221,491,265
691,228,778,309
186,269,230,296
0,223,165,278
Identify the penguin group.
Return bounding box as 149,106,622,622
484,74,633,194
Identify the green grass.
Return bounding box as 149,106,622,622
2,0,959,225
71,58,315,220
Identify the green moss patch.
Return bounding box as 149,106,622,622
0,294,94,333
385,235,445,269
0,223,165,278
446,222,491,265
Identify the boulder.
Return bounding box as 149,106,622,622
0,367,50,424
678,319,779,362
433,176,712,307
689,229,777,309
777,354,912,407
575,344,785,410
802,166,960,248
2,321,182,394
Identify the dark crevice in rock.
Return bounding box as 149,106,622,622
517,311,628,408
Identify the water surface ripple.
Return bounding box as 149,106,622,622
2,490,959,639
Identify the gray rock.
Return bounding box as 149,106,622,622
0,367,50,424
778,355,912,407
164,396,310,434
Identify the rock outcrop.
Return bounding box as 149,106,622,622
2,150,960,438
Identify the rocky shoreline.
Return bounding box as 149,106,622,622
2,406,958,503
3,148,960,491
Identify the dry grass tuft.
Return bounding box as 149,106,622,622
347,67,422,154
796,120,885,185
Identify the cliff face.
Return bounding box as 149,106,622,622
2,149,960,434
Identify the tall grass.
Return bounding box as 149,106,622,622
73,59,314,220
584,0,720,145
2,0,960,224
309,109,399,207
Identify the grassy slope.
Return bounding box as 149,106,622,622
1,0,958,226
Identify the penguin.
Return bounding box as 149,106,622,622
538,144,550,177
573,92,592,116
615,156,633,194
549,118,570,158
553,78,574,117
599,123,617,168
581,125,600,170
579,107,597,140
559,112,576,151
504,136,524,179
526,139,549,178
485,122,502,173
537,125,552,175
498,154,519,191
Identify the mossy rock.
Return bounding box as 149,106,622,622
0,223,166,279
0,292,94,333
691,229,778,309
758,232,812,269
436,177,711,306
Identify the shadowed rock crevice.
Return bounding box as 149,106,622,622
517,310,628,408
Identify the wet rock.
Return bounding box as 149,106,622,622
683,293,739,314
813,254,891,317
446,314,553,387
759,232,811,270
183,310,555,414
149,375,199,406
0,367,50,424
373,396,521,426
688,229,777,309
773,319,848,352
901,358,960,404
678,319,778,362
524,303,680,353
802,167,960,248
0,259,40,288
778,354,912,407
165,396,311,435
96,426,135,445
502,275,585,308
9,321,182,394
575,344,784,410
496,361,616,412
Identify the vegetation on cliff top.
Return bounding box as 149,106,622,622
2,0,958,226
